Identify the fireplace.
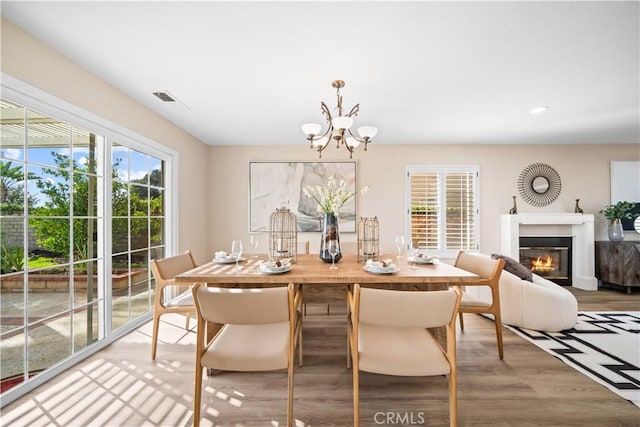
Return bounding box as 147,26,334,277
501,213,597,290
519,236,572,285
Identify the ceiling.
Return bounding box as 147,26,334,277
2,1,639,147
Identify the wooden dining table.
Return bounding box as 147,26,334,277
174,253,478,288
175,253,478,349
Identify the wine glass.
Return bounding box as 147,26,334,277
409,240,419,270
231,239,243,271
328,240,339,270
249,234,259,258
395,235,405,259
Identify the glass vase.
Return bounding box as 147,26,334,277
319,213,342,263
608,218,625,242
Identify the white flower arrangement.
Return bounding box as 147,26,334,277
303,176,369,215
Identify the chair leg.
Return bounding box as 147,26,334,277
287,361,294,427
151,313,161,360
185,313,190,330
353,365,360,427
346,327,351,369
494,311,504,360
298,311,304,367
193,365,203,427
346,299,352,368
458,312,464,331
449,370,458,427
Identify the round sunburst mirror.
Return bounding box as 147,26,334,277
517,163,562,207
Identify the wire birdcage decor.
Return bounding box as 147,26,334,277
268,208,298,263
357,216,379,263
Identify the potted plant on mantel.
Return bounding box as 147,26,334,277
599,200,635,242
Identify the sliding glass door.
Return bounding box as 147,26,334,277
110,143,165,330
0,93,169,401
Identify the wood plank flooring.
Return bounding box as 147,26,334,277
1,287,639,426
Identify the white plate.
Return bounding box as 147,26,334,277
409,256,437,264
365,261,397,271
259,263,292,274
365,265,396,273
214,256,245,264
364,265,400,274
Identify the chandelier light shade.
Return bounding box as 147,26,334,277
332,116,354,131
301,123,322,136
345,137,359,148
301,80,378,158
357,126,378,139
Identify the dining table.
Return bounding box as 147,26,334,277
175,253,478,288
175,253,479,350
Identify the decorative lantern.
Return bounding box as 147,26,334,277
268,208,298,263
357,216,379,263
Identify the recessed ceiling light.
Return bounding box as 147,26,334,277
530,106,549,115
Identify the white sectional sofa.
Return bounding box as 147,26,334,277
461,253,578,331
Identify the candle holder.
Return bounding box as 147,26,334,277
357,216,379,263
268,208,298,263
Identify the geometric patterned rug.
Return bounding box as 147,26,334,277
505,311,640,408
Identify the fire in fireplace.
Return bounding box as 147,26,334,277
531,255,554,272
519,236,572,285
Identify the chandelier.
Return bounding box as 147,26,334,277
301,80,378,159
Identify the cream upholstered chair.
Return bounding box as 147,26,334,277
191,283,302,427
348,284,462,427
454,250,506,359
298,240,330,315
149,250,198,360
297,240,310,257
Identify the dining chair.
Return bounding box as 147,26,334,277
149,250,198,360
191,283,302,427
348,284,462,427
454,250,507,359
298,240,331,316
297,239,310,257
302,240,356,316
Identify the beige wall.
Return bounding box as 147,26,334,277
1,19,211,263
210,143,640,258
3,18,639,263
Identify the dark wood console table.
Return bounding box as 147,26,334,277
595,241,640,294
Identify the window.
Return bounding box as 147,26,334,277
407,166,479,258
111,143,166,330
0,76,174,404
1,101,106,394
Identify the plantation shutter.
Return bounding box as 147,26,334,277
410,172,440,249
444,172,477,250
407,166,479,257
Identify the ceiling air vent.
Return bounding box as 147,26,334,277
153,91,176,102
152,90,190,109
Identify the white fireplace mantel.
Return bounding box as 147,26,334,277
501,213,598,291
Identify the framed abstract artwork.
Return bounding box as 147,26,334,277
611,161,640,231
249,161,357,232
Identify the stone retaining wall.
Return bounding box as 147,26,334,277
0,269,148,293
1,217,39,248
